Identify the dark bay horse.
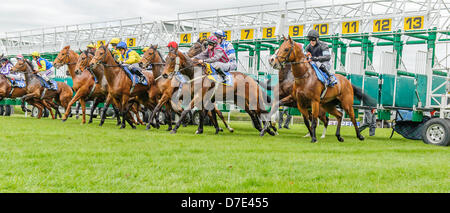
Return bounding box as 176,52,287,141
11,59,73,119
89,44,154,129
162,46,273,135
271,36,375,143
0,74,48,118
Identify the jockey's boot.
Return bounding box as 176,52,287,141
216,69,227,83
319,64,337,86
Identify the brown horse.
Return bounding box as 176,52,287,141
142,42,234,133
271,36,375,143
54,46,104,124
11,59,73,119
0,74,48,118
263,60,329,138
162,46,273,135
89,44,154,129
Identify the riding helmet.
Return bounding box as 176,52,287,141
307,30,320,41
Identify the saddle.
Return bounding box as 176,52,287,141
10,79,26,88
122,65,148,86
204,63,233,86
310,63,337,99
35,75,58,90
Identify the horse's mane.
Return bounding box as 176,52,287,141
156,49,165,63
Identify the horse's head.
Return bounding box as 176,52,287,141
272,35,304,69
11,58,29,73
53,45,72,69
75,50,93,75
140,44,160,68
89,43,110,69
162,47,188,79
187,38,206,58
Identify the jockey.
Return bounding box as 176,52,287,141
305,29,337,85
116,41,145,84
1,57,23,83
86,43,96,55
214,30,237,71
31,51,56,88
194,35,231,81
110,38,121,61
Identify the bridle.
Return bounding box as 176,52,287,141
57,50,77,66
275,40,311,79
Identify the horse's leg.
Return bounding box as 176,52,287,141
80,98,87,124
322,104,344,142
75,101,81,119
171,95,200,134
165,104,173,131
215,105,233,132
147,94,169,129
209,109,221,134
99,94,115,126
132,104,144,125
309,101,321,143
124,101,136,129
296,103,314,142
41,100,55,119
62,91,84,122
341,100,364,141
195,110,206,134
88,98,100,124
319,109,329,139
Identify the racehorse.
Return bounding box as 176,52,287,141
262,61,329,138
11,59,73,119
54,46,105,124
0,74,48,118
162,46,273,135
89,44,154,129
270,36,375,143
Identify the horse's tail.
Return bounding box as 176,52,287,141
352,84,376,107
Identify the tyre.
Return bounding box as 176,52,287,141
43,109,50,118
192,111,200,125
0,105,4,116
31,106,39,117
157,111,166,125
422,118,450,146
4,105,12,116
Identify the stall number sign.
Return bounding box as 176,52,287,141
262,27,276,39
404,16,424,31
342,21,359,34
180,33,191,44
313,23,329,35
97,40,106,48
289,25,304,37
199,32,211,40
224,30,231,41
240,29,254,40
127,38,136,47
373,19,392,32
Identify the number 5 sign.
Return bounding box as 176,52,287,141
127,38,136,47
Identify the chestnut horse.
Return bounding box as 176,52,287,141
89,44,154,129
54,46,105,124
0,74,48,118
271,36,375,143
162,47,273,135
78,50,144,126
11,59,73,119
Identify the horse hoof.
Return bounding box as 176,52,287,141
132,126,137,129
337,137,344,142
170,130,177,134
219,128,224,132
321,136,326,139
268,131,276,136
259,130,266,137
358,135,365,141
62,119,67,123
311,138,318,143
167,127,172,131
229,128,234,133
88,120,93,124
116,123,121,126
195,130,203,135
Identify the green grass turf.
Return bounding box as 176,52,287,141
0,115,448,193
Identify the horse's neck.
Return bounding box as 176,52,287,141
23,69,34,86
103,60,121,85
292,63,317,86
66,51,79,80
152,56,163,78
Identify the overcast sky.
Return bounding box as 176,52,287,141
0,0,448,69
0,0,277,32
